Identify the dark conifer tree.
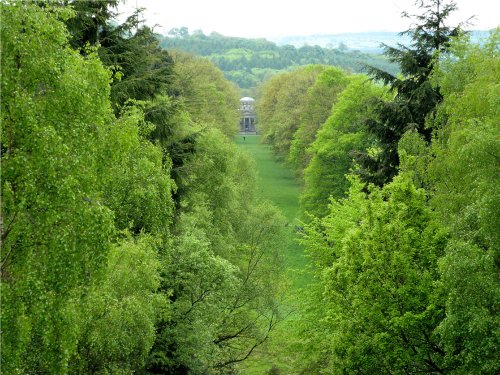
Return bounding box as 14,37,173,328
63,0,121,48
357,0,464,186
61,1,175,108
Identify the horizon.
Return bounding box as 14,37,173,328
117,0,498,39
159,28,492,39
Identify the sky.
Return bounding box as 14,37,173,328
116,0,499,38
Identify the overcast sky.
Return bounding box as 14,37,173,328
116,0,498,38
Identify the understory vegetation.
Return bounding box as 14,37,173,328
1,0,498,374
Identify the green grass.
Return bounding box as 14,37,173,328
235,135,300,221
235,135,312,374
235,135,309,288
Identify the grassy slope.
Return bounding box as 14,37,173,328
235,135,310,374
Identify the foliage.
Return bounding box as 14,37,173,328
161,29,398,90
70,236,167,374
63,0,120,48
300,175,448,373
100,25,175,109
256,65,326,160
147,130,287,374
428,30,500,373
3,1,497,374
1,2,172,373
288,67,350,177
170,51,240,138
301,76,388,217
1,4,114,371
357,0,463,186
97,105,174,237
294,31,499,374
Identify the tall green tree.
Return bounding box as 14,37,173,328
147,130,287,374
288,66,350,178
301,174,447,373
70,236,168,374
62,0,177,132
358,0,462,185
170,51,240,138
1,4,115,371
63,0,120,48
1,3,173,372
101,25,175,109
301,75,387,217
256,65,326,160
428,31,500,373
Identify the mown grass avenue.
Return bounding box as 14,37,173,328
235,135,309,289
235,135,313,374
2,1,498,373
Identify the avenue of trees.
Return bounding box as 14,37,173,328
1,0,498,374
1,1,287,373
256,0,499,373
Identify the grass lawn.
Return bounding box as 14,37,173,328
235,135,312,374
235,134,309,288
235,135,300,221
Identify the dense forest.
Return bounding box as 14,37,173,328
256,1,499,372
1,0,499,374
2,1,285,373
160,30,398,95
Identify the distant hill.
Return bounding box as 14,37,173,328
270,30,492,53
159,30,399,95
159,29,492,94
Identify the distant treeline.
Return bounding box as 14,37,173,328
159,28,398,93
274,30,491,52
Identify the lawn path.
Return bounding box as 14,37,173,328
235,135,311,373
235,135,300,221
235,134,309,288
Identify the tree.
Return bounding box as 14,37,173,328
427,31,500,373
168,26,189,38
70,236,168,374
146,130,287,373
301,75,387,217
170,51,240,138
1,3,174,372
62,0,176,120
1,3,115,371
288,66,350,178
358,0,463,186
99,24,175,109
256,65,326,160
63,0,121,48
301,174,447,373
96,104,174,237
